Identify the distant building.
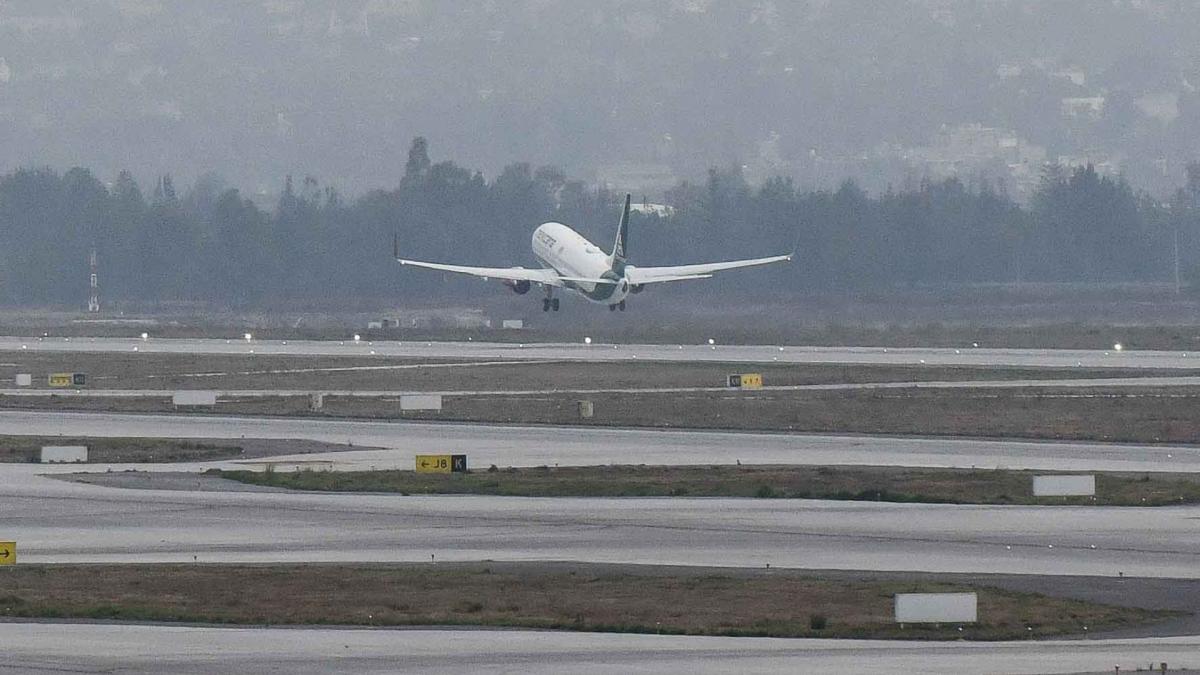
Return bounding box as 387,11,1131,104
743,131,798,185
864,123,1048,203
595,163,678,195
1061,97,1105,119
1056,153,1121,177
995,63,1022,80
1135,92,1179,123
629,201,674,217
1053,66,1087,87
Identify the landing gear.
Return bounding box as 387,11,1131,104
618,300,626,311
543,299,551,312
542,289,560,312
609,304,616,311
552,298,560,311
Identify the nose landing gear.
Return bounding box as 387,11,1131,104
609,301,626,312
542,289,560,312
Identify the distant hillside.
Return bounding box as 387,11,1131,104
1,1,1199,197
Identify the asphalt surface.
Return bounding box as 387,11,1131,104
6,464,1200,577
0,623,1196,674
2,336,1198,671
5,375,1200,397
4,335,1200,368
2,410,1195,473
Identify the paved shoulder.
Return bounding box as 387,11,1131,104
1,624,1197,674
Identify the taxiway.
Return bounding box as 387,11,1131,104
3,336,1199,369
0,410,1194,473
1,623,1195,674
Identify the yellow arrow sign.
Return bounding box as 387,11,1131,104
415,454,467,474
0,541,14,565
416,454,452,474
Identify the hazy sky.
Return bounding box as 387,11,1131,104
2,1,1200,198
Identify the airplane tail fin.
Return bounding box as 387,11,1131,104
610,193,631,271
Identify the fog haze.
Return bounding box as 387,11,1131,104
5,1,1200,316
4,1,1200,199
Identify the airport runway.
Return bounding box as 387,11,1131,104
1,623,1196,674
2,410,1196,473
3,335,1200,368
7,411,1197,575
5,375,1200,398
3,348,1198,668
6,466,1200,577
4,418,1200,669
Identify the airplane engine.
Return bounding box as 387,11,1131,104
503,279,532,295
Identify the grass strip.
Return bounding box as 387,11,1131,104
404,386,1200,445
9,380,1200,446
0,436,244,463
215,464,1200,506
0,563,1170,640
0,348,1188,392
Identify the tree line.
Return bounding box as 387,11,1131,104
0,138,1198,309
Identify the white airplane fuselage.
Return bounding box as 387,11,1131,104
394,193,790,311
532,222,631,305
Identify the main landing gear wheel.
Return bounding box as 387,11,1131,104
542,299,551,312
618,300,626,311
609,304,617,311
552,298,560,311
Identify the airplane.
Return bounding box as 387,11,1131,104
394,193,791,312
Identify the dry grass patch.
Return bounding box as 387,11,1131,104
393,386,1200,444
0,563,1168,640
0,436,244,463
10,384,1200,446
217,464,1200,507
0,349,1164,392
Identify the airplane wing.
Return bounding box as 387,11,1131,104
625,253,792,285
395,232,618,287
397,258,568,287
